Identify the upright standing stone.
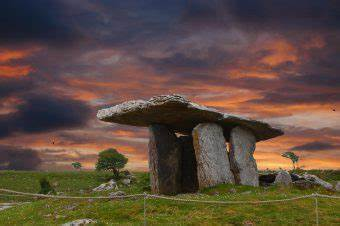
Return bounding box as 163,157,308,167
229,126,259,186
192,123,234,189
178,135,198,193
148,124,181,195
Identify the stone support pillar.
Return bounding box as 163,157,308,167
148,124,181,194
229,126,259,187
192,123,235,189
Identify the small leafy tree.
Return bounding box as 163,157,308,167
39,177,55,194
96,148,128,178
281,151,299,169
71,162,82,170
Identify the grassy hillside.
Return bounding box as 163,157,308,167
0,170,339,225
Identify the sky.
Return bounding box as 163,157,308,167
0,0,339,171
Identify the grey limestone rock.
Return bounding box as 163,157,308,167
192,123,234,189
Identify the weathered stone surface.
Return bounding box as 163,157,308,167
192,123,234,189
97,94,283,142
274,171,292,186
178,135,198,193
293,180,316,190
62,219,97,226
335,181,340,192
92,179,118,192
148,124,181,195
302,173,333,190
229,127,259,187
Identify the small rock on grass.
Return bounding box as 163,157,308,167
109,191,126,198
61,219,97,226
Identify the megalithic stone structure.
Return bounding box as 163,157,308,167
229,126,259,186
192,123,234,188
97,94,284,194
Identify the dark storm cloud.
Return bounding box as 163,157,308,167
0,145,41,170
291,141,340,151
0,0,81,46
0,77,34,99
228,0,340,30
0,94,92,138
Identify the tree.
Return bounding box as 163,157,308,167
96,148,128,178
281,151,299,169
39,177,55,194
71,162,82,170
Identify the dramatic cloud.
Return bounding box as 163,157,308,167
291,141,340,151
0,0,339,170
0,145,41,170
0,0,81,46
0,94,92,138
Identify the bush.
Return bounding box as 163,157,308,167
38,177,55,194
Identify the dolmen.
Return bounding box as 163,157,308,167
97,94,283,195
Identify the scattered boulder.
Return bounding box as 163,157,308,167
335,181,340,192
62,219,97,226
274,171,292,186
64,204,77,211
121,178,131,186
293,180,316,190
92,179,118,192
109,191,126,198
0,205,13,211
302,173,333,190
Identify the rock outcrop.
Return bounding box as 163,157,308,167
192,123,234,188
302,173,333,190
229,127,259,186
148,124,181,194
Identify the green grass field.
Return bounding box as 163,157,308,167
0,170,339,225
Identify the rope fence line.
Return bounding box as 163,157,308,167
0,188,339,225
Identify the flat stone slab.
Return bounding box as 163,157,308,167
97,94,283,141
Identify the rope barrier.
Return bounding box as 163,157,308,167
0,188,144,200
1,187,339,225
315,193,340,199
147,194,316,204
0,188,339,202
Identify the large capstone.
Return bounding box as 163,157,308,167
179,135,198,193
148,124,181,195
97,94,283,142
192,123,235,189
229,126,259,186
